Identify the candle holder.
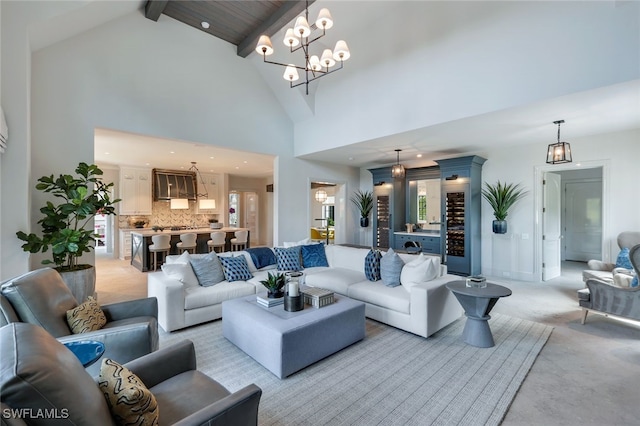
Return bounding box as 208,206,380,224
284,271,304,312
284,294,304,312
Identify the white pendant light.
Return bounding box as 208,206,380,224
333,40,350,61
170,198,189,209
315,189,328,203
283,28,300,47
315,8,333,30
294,16,311,38
320,49,336,68
198,199,216,210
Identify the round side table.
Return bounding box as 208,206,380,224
446,280,512,348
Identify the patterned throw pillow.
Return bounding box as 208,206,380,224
189,252,225,286
275,246,303,271
301,243,329,268
66,296,107,334
615,248,633,269
364,249,382,281
219,255,253,282
98,358,159,426
632,276,639,288
380,248,405,287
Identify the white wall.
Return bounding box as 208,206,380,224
295,1,640,155
479,128,640,281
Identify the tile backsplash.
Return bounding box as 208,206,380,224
118,201,221,229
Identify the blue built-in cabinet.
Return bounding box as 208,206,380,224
435,156,486,276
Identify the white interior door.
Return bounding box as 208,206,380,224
564,180,602,261
543,172,562,280
244,192,259,245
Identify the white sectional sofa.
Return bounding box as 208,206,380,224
147,245,463,337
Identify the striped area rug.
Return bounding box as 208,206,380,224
160,313,552,426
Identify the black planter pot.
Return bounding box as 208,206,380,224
267,290,284,299
360,217,369,227
492,220,507,234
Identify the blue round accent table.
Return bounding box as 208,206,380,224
63,340,106,367
446,281,512,348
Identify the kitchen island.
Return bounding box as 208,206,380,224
130,227,250,272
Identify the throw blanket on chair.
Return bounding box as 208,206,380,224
246,247,277,270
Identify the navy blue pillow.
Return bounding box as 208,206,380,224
301,243,329,268
364,249,382,281
631,276,639,288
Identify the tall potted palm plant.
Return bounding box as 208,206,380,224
481,181,527,234
350,190,374,227
16,162,120,300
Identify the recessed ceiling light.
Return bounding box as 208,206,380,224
145,163,150,166
209,156,214,159
348,157,354,161
416,154,422,158
235,166,240,169
243,161,248,164
104,152,110,155
201,21,210,29
170,151,175,154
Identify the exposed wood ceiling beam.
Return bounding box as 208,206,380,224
145,0,168,22
236,0,315,58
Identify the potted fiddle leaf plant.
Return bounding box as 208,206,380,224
16,162,120,300
259,272,287,298
481,181,527,234
350,190,374,227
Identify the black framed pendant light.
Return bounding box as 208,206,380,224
391,149,405,178
546,120,572,164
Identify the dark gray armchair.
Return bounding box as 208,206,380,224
0,322,262,426
0,268,158,375
579,244,640,324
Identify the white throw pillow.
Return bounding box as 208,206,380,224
165,251,190,265
283,238,311,248
400,254,439,290
161,263,199,287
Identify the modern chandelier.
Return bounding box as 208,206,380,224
391,149,405,179
255,1,350,95
170,162,216,210
546,120,572,164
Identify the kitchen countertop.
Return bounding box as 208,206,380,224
130,227,249,236
394,231,441,237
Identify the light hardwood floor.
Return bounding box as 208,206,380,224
95,250,148,304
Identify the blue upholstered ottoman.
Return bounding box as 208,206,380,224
222,294,365,379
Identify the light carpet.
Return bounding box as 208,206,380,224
159,314,552,426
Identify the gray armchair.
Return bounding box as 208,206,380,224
579,244,640,324
582,231,640,282
0,268,159,375
0,322,262,426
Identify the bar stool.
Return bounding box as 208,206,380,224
176,233,197,254
207,231,226,253
230,230,248,251
148,234,171,271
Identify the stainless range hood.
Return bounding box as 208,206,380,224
153,169,197,201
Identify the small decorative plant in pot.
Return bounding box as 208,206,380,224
481,181,527,234
259,272,287,298
16,163,120,299
350,190,374,227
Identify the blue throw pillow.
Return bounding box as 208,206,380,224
219,255,253,282
275,246,302,271
364,249,382,282
189,253,225,286
631,276,639,288
301,243,329,268
615,248,633,269
380,248,404,287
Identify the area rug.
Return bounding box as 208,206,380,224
159,313,552,426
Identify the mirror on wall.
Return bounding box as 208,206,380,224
407,178,441,231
